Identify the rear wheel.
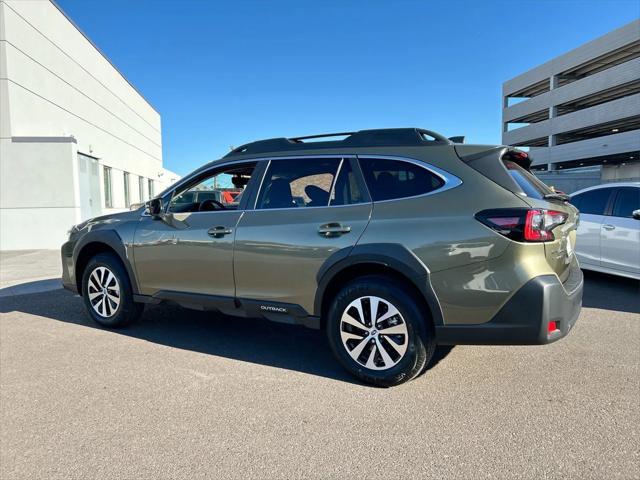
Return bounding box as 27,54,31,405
326,276,435,387
81,252,143,328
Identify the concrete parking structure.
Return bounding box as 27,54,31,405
502,19,640,189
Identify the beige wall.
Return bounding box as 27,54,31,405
1,0,161,166
0,0,179,250
0,139,78,250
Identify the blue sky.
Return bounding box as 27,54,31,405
57,0,639,175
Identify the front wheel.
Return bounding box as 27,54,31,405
81,252,143,328
326,276,435,387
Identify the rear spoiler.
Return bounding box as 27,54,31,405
455,145,532,170
454,145,534,196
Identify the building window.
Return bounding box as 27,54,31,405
139,176,145,201
103,166,113,208
148,178,154,198
123,172,130,207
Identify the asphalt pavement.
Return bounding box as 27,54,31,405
0,264,638,479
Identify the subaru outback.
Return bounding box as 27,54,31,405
62,128,583,386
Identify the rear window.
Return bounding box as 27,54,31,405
570,188,613,215
358,158,444,201
503,160,552,199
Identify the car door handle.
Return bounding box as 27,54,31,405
207,226,233,238
602,224,616,231
318,222,351,237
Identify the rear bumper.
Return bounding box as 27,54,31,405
436,261,583,345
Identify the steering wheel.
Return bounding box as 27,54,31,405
199,199,226,212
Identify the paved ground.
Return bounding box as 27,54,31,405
0,250,61,297
0,254,638,479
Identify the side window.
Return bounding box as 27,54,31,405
123,172,130,207
257,158,341,209
103,166,113,208
138,176,145,201
358,158,444,201
330,160,367,206
570,188,613,215
168,163,255,213
612,187,639,218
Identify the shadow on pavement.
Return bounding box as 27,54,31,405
0,288,454,386
0,278,61,298
582,270,639,314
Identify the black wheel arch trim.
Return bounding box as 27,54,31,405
73,229,140,295
314,243,444,326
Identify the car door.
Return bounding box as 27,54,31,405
233,156,372,314
570,187,615,268
133,161,258,297
600,187,640,276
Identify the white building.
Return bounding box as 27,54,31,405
0,0,179,250
502,20,640,191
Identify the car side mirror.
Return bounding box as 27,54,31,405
633,209,640,220
148,198,163,218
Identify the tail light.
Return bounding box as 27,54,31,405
475,208,568,242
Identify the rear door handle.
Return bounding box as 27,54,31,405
207,226,233,238
318,222,351,237
602,224,616,231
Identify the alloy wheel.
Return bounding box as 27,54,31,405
339,296,409,370
87,266,121,318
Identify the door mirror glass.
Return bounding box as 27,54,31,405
148,198,163,217
633,209,640,220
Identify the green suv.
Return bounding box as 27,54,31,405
61,128,583,386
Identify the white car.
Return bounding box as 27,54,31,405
570,182,640,280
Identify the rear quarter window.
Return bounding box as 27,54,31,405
358,158,444,201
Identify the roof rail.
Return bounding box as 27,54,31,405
224,128,452,157
291,132,355,142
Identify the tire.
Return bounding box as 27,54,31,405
81,252,143,328
326,275,435,387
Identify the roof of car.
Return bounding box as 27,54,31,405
571,182,640,195
223,128,456,158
